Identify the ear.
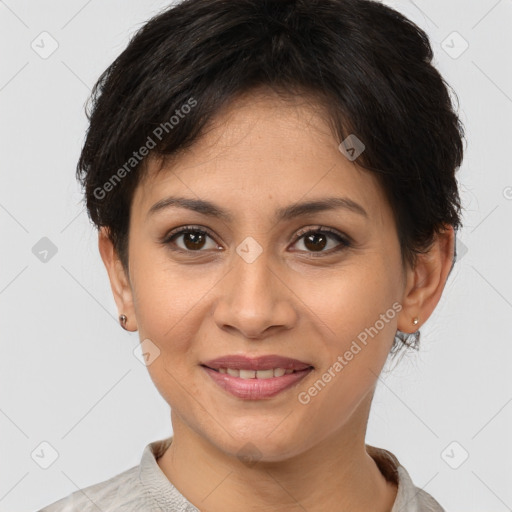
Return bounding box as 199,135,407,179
397,224,455,333
98,227,137,332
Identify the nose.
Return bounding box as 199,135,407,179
212,248,298,340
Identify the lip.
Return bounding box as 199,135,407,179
201,366,313,399
200,354,314,400
201,354,312,371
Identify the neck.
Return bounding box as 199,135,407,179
157,402,397,511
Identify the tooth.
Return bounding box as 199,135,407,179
256,369,274,379
221,367,296,378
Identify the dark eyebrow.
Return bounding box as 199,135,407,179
146,196,368,222
276,197,368,220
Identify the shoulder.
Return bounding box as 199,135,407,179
366,444,446,512
36,464,149,512
394,465,445,512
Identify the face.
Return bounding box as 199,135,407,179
115,89,410,461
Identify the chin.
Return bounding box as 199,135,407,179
206,422,307,464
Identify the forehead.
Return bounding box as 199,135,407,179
132,89,390,227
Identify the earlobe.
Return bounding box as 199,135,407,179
98,227,137,331
397,224,455,334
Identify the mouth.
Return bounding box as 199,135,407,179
201,366,312,379
200,354,314,399
201,354,313,372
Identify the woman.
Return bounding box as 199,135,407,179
39,0,464,510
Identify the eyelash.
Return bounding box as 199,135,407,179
161,225,352,257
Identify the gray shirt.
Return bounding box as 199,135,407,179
37,437,445,511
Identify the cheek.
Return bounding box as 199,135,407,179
297,255,401,406
295,287,399,437
300,255,400,342
130,248,214,348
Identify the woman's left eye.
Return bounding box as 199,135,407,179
161,226,350,255
291,228,351,255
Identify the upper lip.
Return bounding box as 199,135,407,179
201,355,313,371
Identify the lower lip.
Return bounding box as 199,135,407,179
201,366,313,400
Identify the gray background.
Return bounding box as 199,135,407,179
1,0,511,510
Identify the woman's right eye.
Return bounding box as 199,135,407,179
163,226,220,252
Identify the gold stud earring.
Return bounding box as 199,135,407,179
412,317,419,326
119,314,128,330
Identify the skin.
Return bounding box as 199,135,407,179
99,87,455,512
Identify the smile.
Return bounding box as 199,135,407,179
201,364,313,399
209,367,296,378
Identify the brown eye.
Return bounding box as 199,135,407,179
303,232,328,252
180,231,208,250
292,228,350,255
164,227,219,252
